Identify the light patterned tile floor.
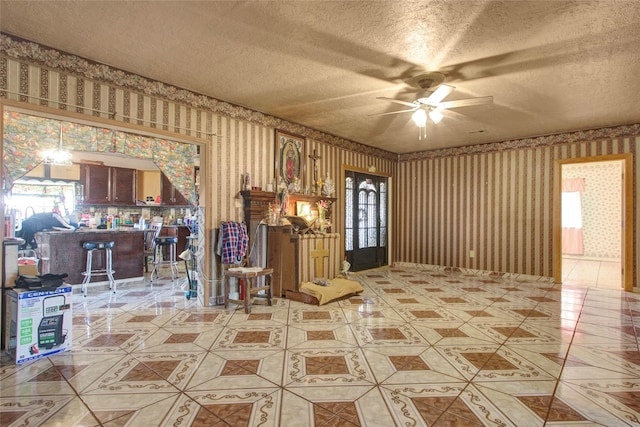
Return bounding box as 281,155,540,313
2,266,640,426
562,256,621,290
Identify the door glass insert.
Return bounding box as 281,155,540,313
345,171,388,271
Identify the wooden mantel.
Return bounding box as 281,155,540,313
240,190,336,234
240,190,336,268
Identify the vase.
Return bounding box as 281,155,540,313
318,208,326,233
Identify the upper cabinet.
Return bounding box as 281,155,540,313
161,172,189,206
79,164,191,207
81,164,137,205
111,167,136,205
81,164,109,204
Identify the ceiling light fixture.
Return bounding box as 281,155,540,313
411,109,428,140
42,124,72,166
411,109,427,127
428,108,444,124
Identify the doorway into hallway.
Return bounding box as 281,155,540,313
555,155,632,290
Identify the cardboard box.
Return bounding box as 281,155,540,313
18,264,39,276
5,286,72,364
18,250,39,277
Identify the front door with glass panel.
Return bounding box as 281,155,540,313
344,171,388,271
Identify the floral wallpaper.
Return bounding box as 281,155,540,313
3,111,197,204
562,161,622,259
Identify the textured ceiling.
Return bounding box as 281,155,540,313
1,1,639,154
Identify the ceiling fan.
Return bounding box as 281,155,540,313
371,72,493,139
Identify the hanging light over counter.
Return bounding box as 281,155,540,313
42,124,72,165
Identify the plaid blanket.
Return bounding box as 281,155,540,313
217,221,248,264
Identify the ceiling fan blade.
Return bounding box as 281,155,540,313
439,96,493,109
376,97,418,108
369,108,418,117
423,84,455,105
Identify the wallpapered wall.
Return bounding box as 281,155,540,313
0,34,395,282
395,136,639,281
2,34,640,286
562,161,622,259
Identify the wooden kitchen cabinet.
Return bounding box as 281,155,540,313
81,164,137,205
81,164,110,204
161,172,189,206
111,167,136,204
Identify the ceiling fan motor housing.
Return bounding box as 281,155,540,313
405,72,446,90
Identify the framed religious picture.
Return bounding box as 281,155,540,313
296,201,312,219
275,130,304,191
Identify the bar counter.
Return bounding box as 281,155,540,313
35,228,144,284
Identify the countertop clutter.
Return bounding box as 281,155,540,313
80,211,195,230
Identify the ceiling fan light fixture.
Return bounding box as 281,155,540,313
411,109,427,127
428,109,444,124
373,72,491,140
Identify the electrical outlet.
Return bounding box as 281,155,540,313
469,250,475,258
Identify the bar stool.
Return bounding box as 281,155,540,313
81,241,116,297
150,236,179,284
224,267,273,314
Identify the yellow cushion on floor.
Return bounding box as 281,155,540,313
299,278,363,305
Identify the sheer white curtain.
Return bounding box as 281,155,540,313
562,178,585,255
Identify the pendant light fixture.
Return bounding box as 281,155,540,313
42,123,72,165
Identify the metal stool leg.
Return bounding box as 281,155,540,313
149,244,159,285
105,247,116,293
81,248,94,297
169,243,178,283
